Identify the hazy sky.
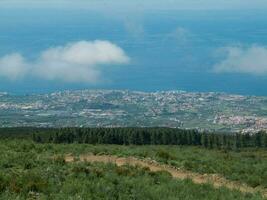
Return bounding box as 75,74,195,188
1,0,267,10
1,0,267,95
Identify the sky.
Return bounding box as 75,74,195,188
2,0,267,10
0,1,267,95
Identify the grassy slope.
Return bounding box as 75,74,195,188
0,140,266,199
33,142,267,188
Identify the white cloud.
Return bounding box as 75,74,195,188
124,20,145,39
0,40,130,83
167,27,192,44
213,45,267,75
0,53,29,80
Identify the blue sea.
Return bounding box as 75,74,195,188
0,7,267,96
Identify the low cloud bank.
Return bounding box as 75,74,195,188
213,45,267,75
0,40,130,83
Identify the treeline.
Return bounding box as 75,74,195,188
31,127,267,149
0,127,51,139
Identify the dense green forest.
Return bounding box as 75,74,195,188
30,127,267,149
0,127,266,149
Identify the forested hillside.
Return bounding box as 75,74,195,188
30,127,267,149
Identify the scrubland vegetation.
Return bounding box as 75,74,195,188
0,128,266,199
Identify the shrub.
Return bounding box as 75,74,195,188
156,150,175,162
0,174,8,192
53,155,66,165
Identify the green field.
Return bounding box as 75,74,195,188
0,139,266,200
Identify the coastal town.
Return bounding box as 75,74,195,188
0,90,267,133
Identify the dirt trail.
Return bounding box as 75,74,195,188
65,154,267,198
